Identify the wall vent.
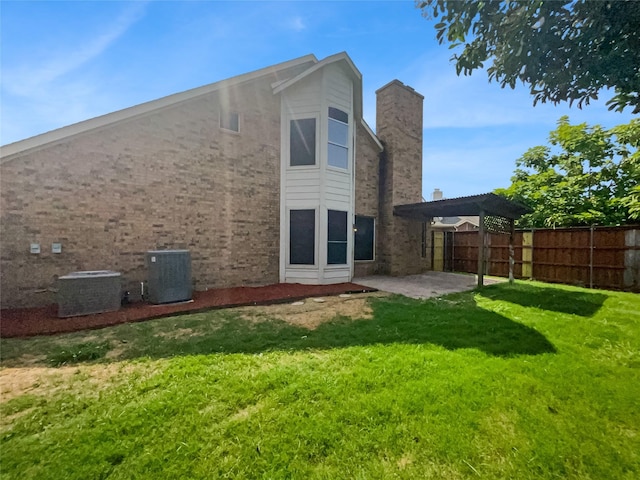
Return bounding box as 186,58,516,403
146,250,192,304
57,271,121,318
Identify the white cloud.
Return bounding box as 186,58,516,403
1,2,148,144
286,16,306,32
3,2,148,98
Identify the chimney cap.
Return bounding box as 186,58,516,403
375,79,425,99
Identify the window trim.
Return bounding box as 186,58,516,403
288,114,319,169
287,208,317,267
327,209,348,265
327,107,350,171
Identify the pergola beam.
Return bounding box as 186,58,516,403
393,192,532,288
394,192,530,220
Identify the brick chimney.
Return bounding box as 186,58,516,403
375,80,428,275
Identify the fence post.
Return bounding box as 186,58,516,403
589,225,595,289
624,229,640,291
477,210,485,288
509,219,515,284
433,231,444,271
522,230,533,279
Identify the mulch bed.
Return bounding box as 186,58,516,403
0,283,375,339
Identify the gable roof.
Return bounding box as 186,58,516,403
1,54,318,162
274,51,364,120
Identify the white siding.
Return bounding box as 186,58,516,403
279,63,355,285
325,169,351,204
285,270,321,284
325,64,352,111
323,268,350,282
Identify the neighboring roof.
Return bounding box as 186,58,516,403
394,193,531,220
432,215,480,229
1,53,319,161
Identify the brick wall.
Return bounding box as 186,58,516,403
354,121,382,277
375,80,430,276
1,75,283,308
1,66,430,308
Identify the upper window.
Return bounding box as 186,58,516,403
354,216,375,261
290,209,315,265
327,210,348,265
290,118,316,166
220,111,239,132
328,107,349,169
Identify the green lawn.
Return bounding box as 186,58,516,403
1,281,638,479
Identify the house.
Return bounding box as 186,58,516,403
431,216,480,232
429,190,479,232
0,52,430,309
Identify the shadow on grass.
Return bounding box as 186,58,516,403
477,283,608,317
92,294,556,362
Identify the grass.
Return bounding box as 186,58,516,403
1,281,638,479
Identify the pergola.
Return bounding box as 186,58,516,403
394,193,531,287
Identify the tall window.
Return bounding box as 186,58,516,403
328,107,348,169
354,216,375,261
290,118,316,166
290,210,315,265
327,210,347,264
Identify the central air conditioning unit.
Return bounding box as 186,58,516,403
57,270,121,318
146,250,192,304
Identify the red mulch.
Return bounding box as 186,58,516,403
0,283,375,338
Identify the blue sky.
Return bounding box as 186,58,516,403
1,0,635,199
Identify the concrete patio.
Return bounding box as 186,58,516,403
353,271,503,300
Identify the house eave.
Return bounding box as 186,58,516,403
1,53,318,163
273,52,364,120
361,119,383,152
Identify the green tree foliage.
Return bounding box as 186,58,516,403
496,117,640,228
416,0,640,113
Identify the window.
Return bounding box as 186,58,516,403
354,216,375,261
290,210,315,265
290,118,316,166
328,107,349,169
220,111,239,132
327,210,347,264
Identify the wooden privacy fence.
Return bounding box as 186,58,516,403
432,226,640,291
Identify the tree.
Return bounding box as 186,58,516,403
416,0,640,113
496,117,640,228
